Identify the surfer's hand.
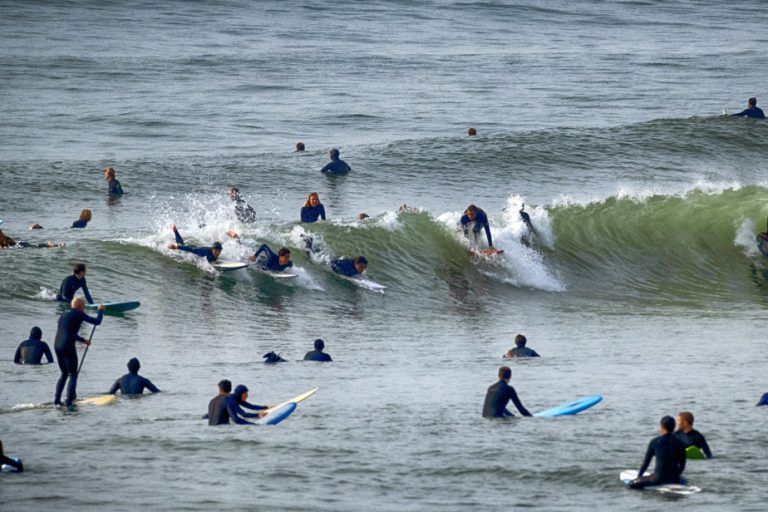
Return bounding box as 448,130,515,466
225,230,239,239
247,255,256,262
98,304,106,311
168,243,178,250
170,224,177,231
83,339,92,346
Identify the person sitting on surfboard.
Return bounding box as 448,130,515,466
72,208,92,229
167,224,223,263
674,412,713,459
503,334,540,359
249,244,293,272
320,148,351,175
331,256,367,277
103,167,123,195
304,338,333,362
460,204,494,248
482,366,532,418
56,263,94,304
228,187,256,223
0,229,64,249
731,97,766,119
226,384,271,423
628,415,687,489
0,441,23,473
301,192,326,223
14,326,54,365
108,358,160,395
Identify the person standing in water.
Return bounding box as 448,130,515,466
482,366,532,418
503,334,540,358
674,411,713,459
72,209,92,228
104,167,124,195
300,192,326,223
320,148,351,175
108,358,161,395
57,263,94,304
14,326,54,364
731,97,766,119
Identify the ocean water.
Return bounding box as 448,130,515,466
1,1,767,510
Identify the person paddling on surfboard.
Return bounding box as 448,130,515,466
56,263,94,304
249,244,293,272
628,415,687,489
53,297,105,408
503,334,540,359
14,326,54,365
460,204,494,249
674,412,713,459
168,224,230,263
331,256,367,277
108,358,160,395
227,384,273,423
482,366,532,418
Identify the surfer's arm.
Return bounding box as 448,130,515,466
81,280,94,304
172,226,184,245
226,401,255,425
42,342,53,363
108,378,122,395
507,388,531,417
178,245,209,258
13,346,21,364
637,442,654,476
319,204,326,220
320,163,332,174
80,310,103,328
240,401,267,412
253,244,273,259
143,377,160,393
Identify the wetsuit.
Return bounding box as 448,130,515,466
234,198,256,223
320,158,351,175
57,275,94,304
207,395,230,426
331,258,361,277
630,433,687,489
482,380,532,418
674,429,713,459
14,338,54,364
304,350,333,362
107,178,124,195
108,373,160,395
301,204,326,223
53,309,103,407
72,219,88,228
732,106,766,119
227,395,267,424
174,228,218,262
759,392,768,407
253,244,293,272
0,454,23,473
506,346,540,358
460,208,493,247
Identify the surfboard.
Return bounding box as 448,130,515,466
212,260,248,272
86,301,141,313
470,248,505,256
76,394,117,406
619,470,701,494
339,275,387,292
0,219,4,226
254,402,297,426
265,387,319,414
1,457,21,473
686,445,706,460
534,395,603,417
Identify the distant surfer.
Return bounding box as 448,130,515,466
482,366,532,418
301,192,326,223
468,127,477,136
0,441,23,473
72,208,92,229
104,167,124,195
108,358,160,395
731,97,766,119
331,256,368,277
503,334,540,359
758,392,768,406
249,244,294,272
628,415,687,489
674,412,713,459
167,224,224,263
519,204,535,247
56,263,94,304
320,148,351,175
0,229,63,249
304,338,333,362
460,204,494,249
296,142,305,152
53,298,104,408
14,326,54,365
228,187,256,223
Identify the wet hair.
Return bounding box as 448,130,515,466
514,334,527,347
678,411,694,426
104,167,116,179
466,204,477,214
79,209,92,221
304,192,320,208
230,187,240,194
468,127,477,136
212,242,223,251
498,366,511,380
29,223,43,230
296,142,305,151
29,326,43,340
749,97,757,107
355,256,368,265
661,415,676,433
330,148,340,159
127,357,140,374
234,384,249,403
0,230,16,248
314,338,325,351
73,263,87,275
278,248,291,257
357,213,369,220
218,379,232,393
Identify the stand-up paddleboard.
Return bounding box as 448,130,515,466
10,394,116,412
86,301,140,313
1,457,21,473
338,275,387,292
619,470,701,494
534,395,603,417
254,402,297,425
686,446,707,460
213,260,248,272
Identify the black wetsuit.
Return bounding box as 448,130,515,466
174,228,218,262
108,373,160,395
674,429,713,459
14,338,54,364
207,395,230,426
0,454,23,472
227,396,267,424
506,346,540,358
57,275,94,304
234,198,256,223
482,380,532,418
301,204,326,223
303,350,333,362
253,244,293,272
732,106,766,119
53,309,103,406
630,433,687,488
108,178,124,195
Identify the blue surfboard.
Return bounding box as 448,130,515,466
534,395,603,417
86,301,141,313
255,402,297,425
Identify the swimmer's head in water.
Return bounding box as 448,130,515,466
234,384,249,403
79,209,92,222
73,263,87,277
29,223,43,230
357,213,369,220
29,326,43,340
354,256,368,273
296,142,305,152
228,187,240,201
0,230,15,248
329,148,340,159
514,334,527,347
127,357,141,374
660,415,675,433
218,379,232,394
278,247,291,266
749,97,757,107
314,338,325,351
465,204,477,221
498,366,512,381
468,127,477,136
71,297,86,311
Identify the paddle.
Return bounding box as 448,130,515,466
76,322,98,375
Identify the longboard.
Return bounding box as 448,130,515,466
534,395,603,417
620,470,701,494
213,260,248,272
254,402,296,426
10,394,117,412
86,301,141,313
338,275,387,292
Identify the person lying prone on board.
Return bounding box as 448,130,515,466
628,415,686,489
167,224,238,263
108,358,160,395
249,244,293,272
331,256,367,277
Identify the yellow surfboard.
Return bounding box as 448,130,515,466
76,394,117,406
265,387,318,413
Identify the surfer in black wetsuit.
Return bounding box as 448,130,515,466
228,187,257,223
249,244,293,272
56,263,94,304
629,415,687,489
674,411,713,459
206,379,232,426
53,298,104,407
331,256,367,277
503,334,540,359
731,97,766,119
14,326,54,364
0,440,23,473
482,366,532,418
108,358,160,395
167,225,224,263
519,204,535,247
759,393,768,406
320,148,352,175
304,338,333,362
460,204,494,248
227,384,270,424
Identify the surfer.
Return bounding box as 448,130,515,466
468,127,477,136
104,167,124,195
108,358,161,395
296,142,305,152
72,208,92,229
14,326,54,364
320,148,351,175
304,338,333,362
0,441,23,473
482,366,532,418
674,412,713,459
331,256,367,277
53,298,104,408
0,229,63,248
56,263,94,304
300,192,326,223
228,187,256,223
460,204,494,248
206,379,233,426
167,224,223,263
731,97,766,119
249,244,293,272
519,204,535,247
629,415,687,489
227,384,271,423
503,334,540,358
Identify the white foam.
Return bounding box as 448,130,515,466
33,286,57,301
734,218,761,257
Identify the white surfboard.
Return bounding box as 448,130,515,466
339,275,387,292
264,387,319,414
619,470,701,494
213,260,248,272
11,394,117,412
